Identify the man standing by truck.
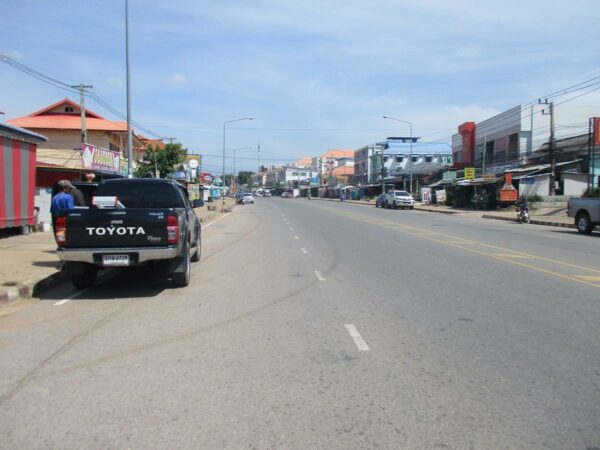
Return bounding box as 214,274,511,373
50,180,75,232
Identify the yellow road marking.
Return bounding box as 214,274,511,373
493,253,530,259
573,275,600,282
310,203,600,288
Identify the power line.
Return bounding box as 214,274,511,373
0,54,165,139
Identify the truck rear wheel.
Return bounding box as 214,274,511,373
68,263,97,289
191,231,201,262
172,250,191,287
576,212,594,234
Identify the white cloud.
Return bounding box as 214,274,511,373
168,73,187,86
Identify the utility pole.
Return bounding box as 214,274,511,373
482,135,487,175
70,83,93,144
539,99,556,195
125,0,133,178
257,142,261,188
164,137,177,144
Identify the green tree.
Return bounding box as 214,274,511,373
237,171,255,186
134,143,186,178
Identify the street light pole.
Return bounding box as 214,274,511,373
383,115,413,194
222,117,254,212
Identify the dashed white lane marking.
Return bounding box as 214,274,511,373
294,236,299,240
203,212,231,229
54,288,89,306
301,247,308,254
314,270,325,281
344,324,370,351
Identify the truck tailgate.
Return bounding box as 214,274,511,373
62,209,173,248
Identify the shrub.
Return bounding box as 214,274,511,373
582,187,600,198
526,194,543,202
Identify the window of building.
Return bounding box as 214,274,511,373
383,156,389,162
425,155,433,163
412,156,419,162
65,106,74,113
396,156,403,163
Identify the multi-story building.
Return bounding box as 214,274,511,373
312,149,354,182
354,143,384,185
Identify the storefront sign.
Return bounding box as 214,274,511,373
81,144,120,173
436,189,446,203
483,173,497,183
443,171,457,180
500,173,518,202
421,187,431,204
594,117,600,147
464,167,475,180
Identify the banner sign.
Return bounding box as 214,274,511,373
443,171,457,181
594,117,600,147
483,173,497,183
421,187,431,204
436,189,446,203
464,167,475,180
81,144,120,173
500,173,518,202
310,177,320,186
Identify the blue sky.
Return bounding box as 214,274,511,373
2,0,600,173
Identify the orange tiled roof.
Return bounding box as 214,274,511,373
293,156,313,167
321,149,354,159
8,98,128,132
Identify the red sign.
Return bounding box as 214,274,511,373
594,117,600,147
500,172,518,202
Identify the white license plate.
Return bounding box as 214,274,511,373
102,254,130,266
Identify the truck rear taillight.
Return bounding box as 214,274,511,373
55,216,67,245
167,215,179,244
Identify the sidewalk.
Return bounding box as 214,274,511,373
0,197,236,308
314,197,575,227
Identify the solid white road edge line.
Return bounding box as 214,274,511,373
314,270,325,281
203,212,232,229
53,288,89,306
301,248,308,254
344,324,370,351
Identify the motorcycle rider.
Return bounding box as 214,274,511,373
515,196,530,223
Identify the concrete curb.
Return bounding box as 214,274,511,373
482,214,575,228
0,268,69,307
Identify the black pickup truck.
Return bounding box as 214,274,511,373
55,178,202,289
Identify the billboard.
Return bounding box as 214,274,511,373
594,117,600,147
81,144,120,173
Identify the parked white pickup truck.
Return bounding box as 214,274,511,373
385,190,415,209
567,197,600,234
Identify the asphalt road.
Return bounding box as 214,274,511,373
1,198,599,449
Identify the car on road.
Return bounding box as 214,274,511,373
281,191,291,198
263,190,272,197
235,192,245,204
242,193,255,204
567,197,600,234
374,193,387,208
55,178,201,289
385,190,415,209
